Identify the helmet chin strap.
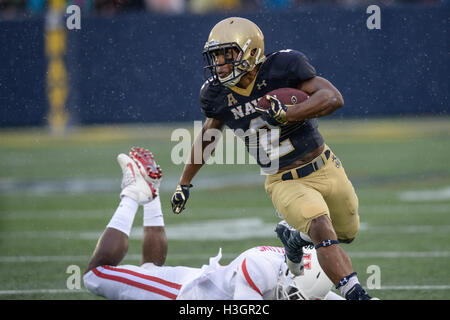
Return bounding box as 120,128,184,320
221,58,264,88
220,68,246,87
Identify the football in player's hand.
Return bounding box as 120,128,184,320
256,87,309,110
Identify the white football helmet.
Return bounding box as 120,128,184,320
277,248,333,300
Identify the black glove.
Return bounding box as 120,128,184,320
171,184,193,214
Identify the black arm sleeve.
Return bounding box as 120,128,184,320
199,80,223,119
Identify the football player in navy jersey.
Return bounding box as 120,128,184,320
171,17,373,300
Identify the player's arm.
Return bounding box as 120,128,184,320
171,117,224,214
284,76,344,122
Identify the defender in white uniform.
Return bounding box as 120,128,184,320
83,148,343,300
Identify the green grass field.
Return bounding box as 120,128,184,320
1,118,449,300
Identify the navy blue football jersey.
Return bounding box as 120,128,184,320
200,49,324,172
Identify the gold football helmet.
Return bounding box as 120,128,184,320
203,17,265,87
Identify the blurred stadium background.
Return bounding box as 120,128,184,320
0,0,449,300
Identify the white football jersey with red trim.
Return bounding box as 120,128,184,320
178,246,286,300
83,246,287,300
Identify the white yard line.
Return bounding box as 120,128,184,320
348,251,450,258
359,203,450,214
0,218,277,241
0,289,88,295
2,204,448,221
1,251,449,263
399,186,450,202
376,285,450,291
2,222,449,240
0,253,234,263
0,174,265,195
358,222,450,233
0,209,111,220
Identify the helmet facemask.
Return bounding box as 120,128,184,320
202,40,255,87
276,265,308,300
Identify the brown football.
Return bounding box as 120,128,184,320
257,87,309,110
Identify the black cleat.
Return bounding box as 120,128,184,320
275,221,314,275
345,284,374,300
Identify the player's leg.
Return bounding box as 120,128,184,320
309,146,371,299
275,220,314,275
83,150,173,300
308,215,371,300
267,147,372,300
85,199,135,273
276,205,370,300
322,149,360,243
84,263,184,300
267,175,331,273
276,205,355,285
141,196,168,266
85,151,159,273
308,215,354,284
275,215,355,285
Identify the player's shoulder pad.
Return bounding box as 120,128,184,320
268,49,309,63
265,49,316,80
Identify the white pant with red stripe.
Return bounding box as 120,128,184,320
84,247,292,300
83,263,203,300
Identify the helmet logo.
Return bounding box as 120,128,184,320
205,39,219,48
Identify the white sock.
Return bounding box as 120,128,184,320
106,196,139,236
143,196,165,227
339,275,360,297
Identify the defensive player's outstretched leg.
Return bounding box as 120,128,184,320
141,226,167,266
86,151,162,273
85,225,131,273
85,192,139,273
141,196,167,266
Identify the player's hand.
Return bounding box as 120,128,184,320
255,95,288,125
171,184,193,214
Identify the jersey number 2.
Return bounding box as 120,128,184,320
249,116,294,161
